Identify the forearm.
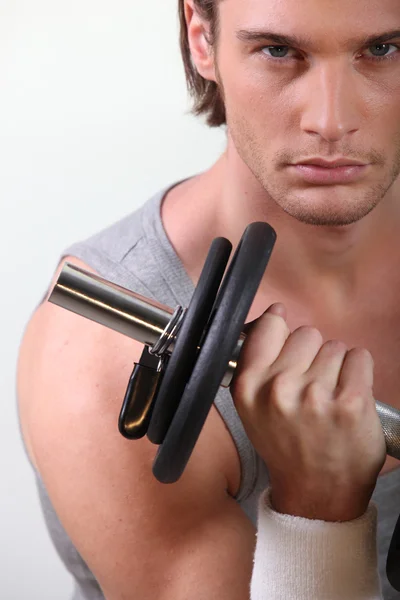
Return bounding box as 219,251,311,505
250,489,382,600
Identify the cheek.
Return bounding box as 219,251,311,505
360,82,400,149
381,94,400,132
220,58,294,130
216,48,297,129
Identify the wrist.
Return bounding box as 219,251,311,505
270,485,372,522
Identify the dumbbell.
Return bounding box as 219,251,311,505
48,221,400,486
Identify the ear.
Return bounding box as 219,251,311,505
184,0,217,83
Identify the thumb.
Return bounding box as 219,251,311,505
243,303,287,333
265,303,287,320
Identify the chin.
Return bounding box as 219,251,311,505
282,209,372,227
268,185,381,227
278,199,378,227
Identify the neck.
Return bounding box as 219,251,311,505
207,140,400,310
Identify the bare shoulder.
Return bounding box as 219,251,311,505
17,256,253,599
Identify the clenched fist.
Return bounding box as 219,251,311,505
230,303,386,522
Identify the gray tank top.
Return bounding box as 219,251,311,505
25,184,400,599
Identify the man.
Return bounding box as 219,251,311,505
17,0,400,598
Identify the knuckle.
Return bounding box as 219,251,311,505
270,372,295,396
295,325,323,345
349,346,374,364
302,380,328,411
269,372,296,412
322,339,348,355
335,389,365,422
337,388,366,405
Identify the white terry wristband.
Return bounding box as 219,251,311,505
250,489,382,600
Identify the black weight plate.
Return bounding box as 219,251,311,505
147,237,233,445
153,221,277,483
387,512,400,591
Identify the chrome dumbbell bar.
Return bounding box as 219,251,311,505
49,263,245,389
49,263,400,460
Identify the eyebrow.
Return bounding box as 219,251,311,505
235,28,400,50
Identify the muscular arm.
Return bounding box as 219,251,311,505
18,258,384,600
17,258,256,600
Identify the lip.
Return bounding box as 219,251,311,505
289,164,369,185
296,158,367,168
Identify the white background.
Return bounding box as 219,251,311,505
0,1,225,597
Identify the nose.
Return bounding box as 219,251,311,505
300,60,361,143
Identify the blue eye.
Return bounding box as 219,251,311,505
366,43,398,59
260,43,399,64
262,46,292,59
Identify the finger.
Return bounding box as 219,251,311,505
338,347,375,392
237,307,290,378
243,303,287,334
266,303,287,320
273,325,323,375
305,340,348,390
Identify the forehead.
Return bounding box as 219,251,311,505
219,0,400,45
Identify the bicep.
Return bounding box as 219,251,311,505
18,285,256,600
